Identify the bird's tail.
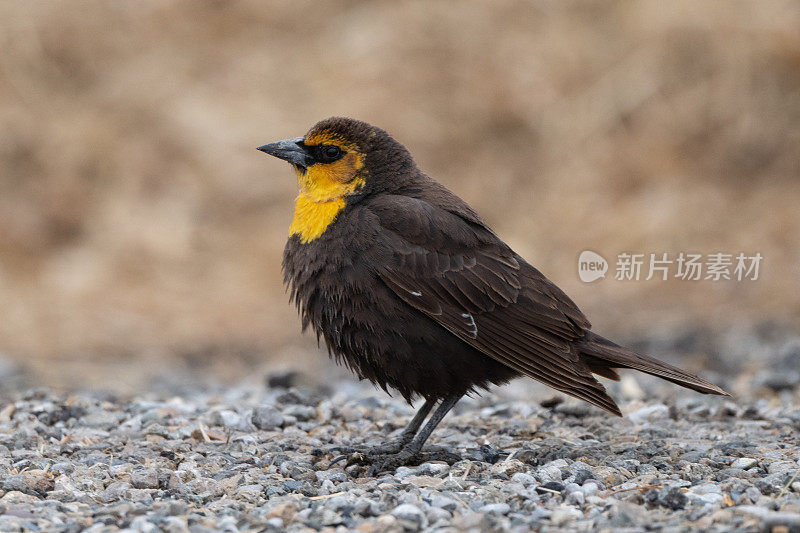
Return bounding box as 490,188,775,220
577,331,730,396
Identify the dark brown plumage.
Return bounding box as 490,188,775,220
258,117,728,473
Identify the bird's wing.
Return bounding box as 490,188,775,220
365,194,621,415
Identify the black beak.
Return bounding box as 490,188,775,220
257,137,314,170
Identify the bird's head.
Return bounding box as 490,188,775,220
258,117,413,203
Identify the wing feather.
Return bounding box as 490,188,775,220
366,192,620,415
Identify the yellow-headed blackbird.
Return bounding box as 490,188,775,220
257,117,728,473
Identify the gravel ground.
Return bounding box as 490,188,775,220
1,326,799,532
0,372,798,533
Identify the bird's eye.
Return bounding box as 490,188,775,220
317,145,343,163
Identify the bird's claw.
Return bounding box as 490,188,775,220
354,448,462,476
315,439,410,463
329,454,349,466
315,442,461,475
327,445,363,455
366,453,408,477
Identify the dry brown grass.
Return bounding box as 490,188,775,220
1,1,798,389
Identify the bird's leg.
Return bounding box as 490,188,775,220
324,399,436,462
403,394,460,453
367,398,436,454
366,394,462,475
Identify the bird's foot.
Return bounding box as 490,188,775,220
344,446,462,477
313,437,412,465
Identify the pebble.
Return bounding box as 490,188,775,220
536,461,566,483
104,481,131,501
627,404,669,423
737,505,800,530
582,481,600,496
731,457,758,470
479,503,511,514
536,481,565,494
566,490,585,506
130,468,159,489
691,482,722,495
767,460,797,474
551,506,583,526
511,472,536,486
214,409,241,428
490,459,525,476
429,495,458,511
426,507,451,525
659,486,689,510
251,406,283,430
390,504,426,529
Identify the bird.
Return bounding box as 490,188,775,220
257,117,729,474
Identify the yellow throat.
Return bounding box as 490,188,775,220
289,194,348,243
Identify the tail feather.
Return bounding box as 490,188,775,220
577,332,730,397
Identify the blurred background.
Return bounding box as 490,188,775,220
1,1,798,396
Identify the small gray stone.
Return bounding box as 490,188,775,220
214,410,241,428
427,507,452,524
731,457,758,470
690,482,721,495
692,492,723,506
582,481,600,496
1,474,26,492
394,466,416,480
284,405,316,421
104,481,132,501
681,451,707,462
307,507,345,528
609,502,646,527
252,407,284,430
536,463,563,483
130,468,159,489
416,462,450,476
745,486,762,503
490,459,525,476
543,459,570,470
767,461,797,474
550,506,582,526
354,498,382,517
128,488,156,502
627,404,669,424
511,472,536,486
566,490,585,506
536,481,565,495
659,486,688,510
81,410,123,429
737,505,800,529
480,503,511,515
264,517,284,529
430,495,458,512
391,504,426,529
161,516,189,533
130,516,159,533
